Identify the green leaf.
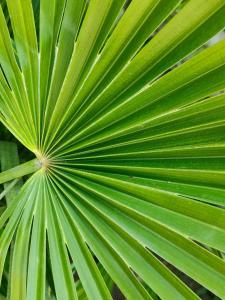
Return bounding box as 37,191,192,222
26,175,46,300
0,159,39,185
0,173,42,284
45,180,78,300
59,38,225,153
6,0,39,140
45,0,225,153
63,172,225,298
52,171,199,299
49,180,113,300
1,0,225,299
0,142,22,204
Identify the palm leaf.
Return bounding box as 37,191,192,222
0,0,225,299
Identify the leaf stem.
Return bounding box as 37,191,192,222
0,159,40,185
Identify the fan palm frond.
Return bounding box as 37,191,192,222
1,0,225,299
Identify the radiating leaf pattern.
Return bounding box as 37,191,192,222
0,0,225,299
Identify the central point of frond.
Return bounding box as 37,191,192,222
34,150,51,171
